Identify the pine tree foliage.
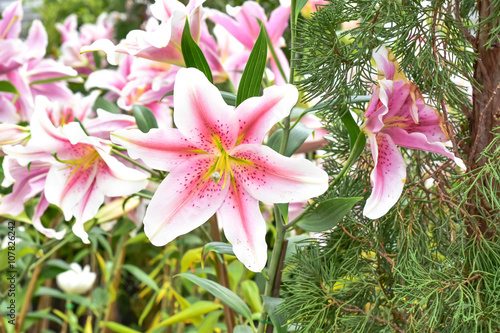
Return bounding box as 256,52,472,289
281,0,500,331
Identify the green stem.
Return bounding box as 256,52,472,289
285,132,367,231
257,206,286,333
30,236,74,271
111,149,162,178
257,3,297,333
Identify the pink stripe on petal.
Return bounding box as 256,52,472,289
0,1,23,39
28,107,70,153
373,46,395,80
26,20,48,60
236,84,297,144
363,133,406,219
382,127,464,168
45,161,99,222
143,154,229,246
364,86,380,119
207,9,254,48
111,128,201,171
174,68,238,153
72,178,104,244
217,181,267,272
267,6,290,43
230,144,328,203
383,80,411,119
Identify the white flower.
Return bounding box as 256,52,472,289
56,263,96,295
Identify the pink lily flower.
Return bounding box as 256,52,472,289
0,2,47,75
208,1,291,85
111,68,328,271
85,55,176,128
57,13,121,74
2,97,146,242
361,46,465,219
0,124,30,146
0,1,24,74
0,157,65,239
212,24,247,86
81,0,204,67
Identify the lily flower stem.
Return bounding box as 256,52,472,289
209,217,236,333
257,206,286,333
16,263,43,333
258,2,297,332
100,232,129,333
111,149,163,178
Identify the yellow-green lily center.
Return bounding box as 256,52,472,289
207,149,234,189
55,146,100,181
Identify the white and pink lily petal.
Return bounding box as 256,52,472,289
0,18,49,74
0,124,30,146
0,1,23,40
0,157,65,239
44,122,148,243
17,106,148,242
56,14,78,44
362,46,465,219
81,0,204,66
208,1,291,84
112,68,328,271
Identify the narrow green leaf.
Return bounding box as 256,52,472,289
261,24,287,83
181,19,213,83
276,203,289,223
177,273,253,321
261,296,287,333
122,264,159,292
25,309,63,326
202,242,235,257
152,301,222,328
138,290,157,325
93,96,121,114
241,280,262,313
34,287,93,308
236,23,267,106
132,105,158,133
159,90,173,102
267,122,313,157
340,110,360,152
298,197,363,232
198,310,224,333
100,321,142,333
220,91,237,106
0,81,19,95
30,75,79,85
295,0,309,19
45,259,72,271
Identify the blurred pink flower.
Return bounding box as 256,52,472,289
208,1,291,85
85,55,176,128
81,0,205,67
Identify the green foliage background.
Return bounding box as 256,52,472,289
280,0,500,332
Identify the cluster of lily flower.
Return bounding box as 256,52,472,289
0,0,463,272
